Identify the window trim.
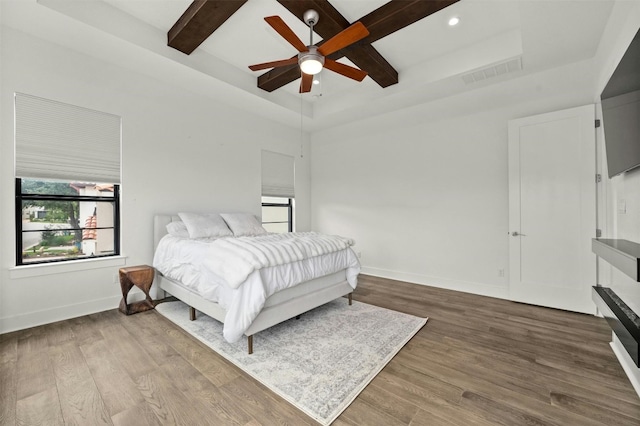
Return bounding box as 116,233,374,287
9,255,127,279
261,197,293,232
15,178,121,266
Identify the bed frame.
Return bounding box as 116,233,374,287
153,214,353,354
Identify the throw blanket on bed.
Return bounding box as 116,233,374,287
204,232,355,289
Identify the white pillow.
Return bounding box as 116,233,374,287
166,221,190,238
178,212,234,239
220,213,268,237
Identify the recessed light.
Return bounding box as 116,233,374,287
448,16,460,26
313,79,320,85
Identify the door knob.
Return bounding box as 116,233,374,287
511,231,526,236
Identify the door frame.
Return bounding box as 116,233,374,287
508,104,597,314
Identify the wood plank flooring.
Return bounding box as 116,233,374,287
1,274,639,425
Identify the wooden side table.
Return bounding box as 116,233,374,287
118,265,156,315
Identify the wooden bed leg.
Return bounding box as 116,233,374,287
189,306,196,321
248,335,253,355
348,292,353,306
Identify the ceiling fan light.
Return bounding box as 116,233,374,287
299,46,325,75
300,59,323,75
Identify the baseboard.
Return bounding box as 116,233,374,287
0,295,122,334
611,333,640,398
360,266,510,300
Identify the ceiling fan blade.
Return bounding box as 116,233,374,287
265,15,308,53
323,58,368,82
249,57,298,71
299,72,313,93
317,21,369,57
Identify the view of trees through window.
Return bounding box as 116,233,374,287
18,178,119,264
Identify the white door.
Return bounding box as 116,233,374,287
508,105,596,314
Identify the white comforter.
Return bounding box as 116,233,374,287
205,232,355,288
153,233,360,342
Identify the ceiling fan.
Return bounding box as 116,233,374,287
248,9,370,93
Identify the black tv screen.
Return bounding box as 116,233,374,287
602,90,640,178
601,28,640,178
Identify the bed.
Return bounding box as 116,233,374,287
152,214,360,354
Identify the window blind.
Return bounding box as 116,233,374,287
15,93,121,184
261,150,295,198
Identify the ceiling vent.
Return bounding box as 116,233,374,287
461,57,522,85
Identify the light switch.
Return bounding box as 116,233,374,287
618,199,627,214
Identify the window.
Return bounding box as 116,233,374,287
261,150,295,233
14,93,121,265
262,196,293,233
16,179,120,264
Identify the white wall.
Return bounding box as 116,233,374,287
0,26,311,333
311,107,509,297
309,0,640,394
601,168,640,316
310,58,600,299
587,0,640,396
594,0,640,318
310,1,640,303
2,0,638,343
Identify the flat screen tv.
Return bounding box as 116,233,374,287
602,90,640,178
601,28,640,178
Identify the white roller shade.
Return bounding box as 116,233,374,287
261,150,295,198
15,93,121,184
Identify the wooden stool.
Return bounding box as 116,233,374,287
118,265,156,315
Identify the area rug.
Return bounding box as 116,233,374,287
155,299,427,425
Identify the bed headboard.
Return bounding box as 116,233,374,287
153,214,178,251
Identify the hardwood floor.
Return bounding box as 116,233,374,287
1,275,639,425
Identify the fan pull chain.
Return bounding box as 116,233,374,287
300,94,304,158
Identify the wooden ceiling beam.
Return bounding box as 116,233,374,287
168,0,460,92
259,0,459,92
278,0,350,36
360,0,460,43
268,0,398,91
339,43,398,88
257,63,301,93
168,0,248,54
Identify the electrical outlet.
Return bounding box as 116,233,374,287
356,251,362,259
498,269,505,277
113,272,119,284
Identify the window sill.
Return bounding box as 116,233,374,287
9,255,128,279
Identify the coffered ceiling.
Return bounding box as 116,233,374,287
2,0,616,131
